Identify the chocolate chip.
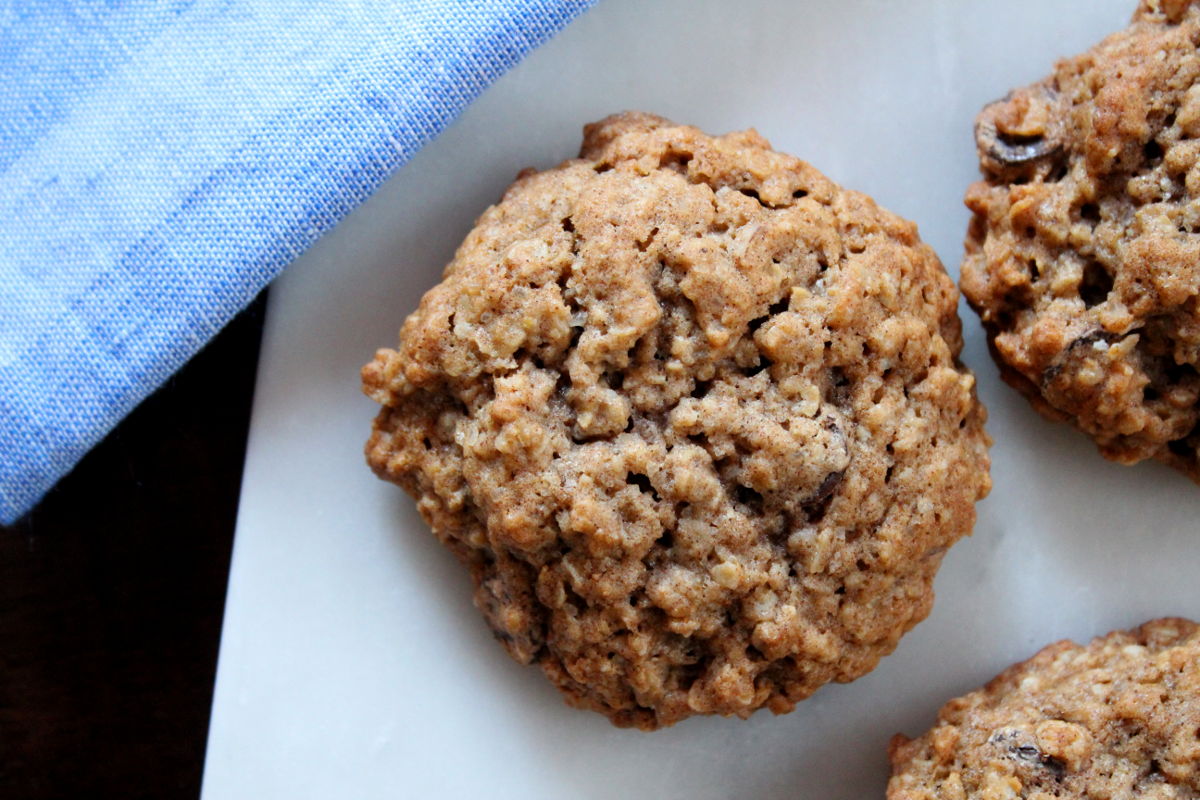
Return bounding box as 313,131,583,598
1015,745,1041,761
993,732,1067,779
1041,329,1124,387
810,470,844,505
981,125,1061,166
975,88,1065,177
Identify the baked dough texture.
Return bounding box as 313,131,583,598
961,0,1200,481
888,618,1200,799
363,112,991,729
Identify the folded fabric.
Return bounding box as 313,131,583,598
0,0,597,524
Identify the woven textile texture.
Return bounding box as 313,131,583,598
0,0,597,524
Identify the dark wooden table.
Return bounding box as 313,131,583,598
0,294,267,800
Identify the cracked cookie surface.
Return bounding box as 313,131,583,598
962,0,1200,481
888,618,1200,799
363,112,991,729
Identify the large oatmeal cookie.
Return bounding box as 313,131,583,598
962,0,1200,481
888,618,1200,798
363,112,991,729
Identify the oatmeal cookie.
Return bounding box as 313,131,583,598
961,0,1200,481
363,112,991,729
888,618,1200,798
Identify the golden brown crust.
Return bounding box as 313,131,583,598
888,618,1200,799
961,1,1200,481
363,112,991,729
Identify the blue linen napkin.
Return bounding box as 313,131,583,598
0,0,597,524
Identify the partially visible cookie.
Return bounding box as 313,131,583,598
888,618,1200,799
961,0,1200,481
363,112,991,729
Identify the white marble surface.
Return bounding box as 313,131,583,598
201,1,1200,797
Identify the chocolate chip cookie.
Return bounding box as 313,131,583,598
961,0,1200,481
888,618,1200,798
363,112,991,729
